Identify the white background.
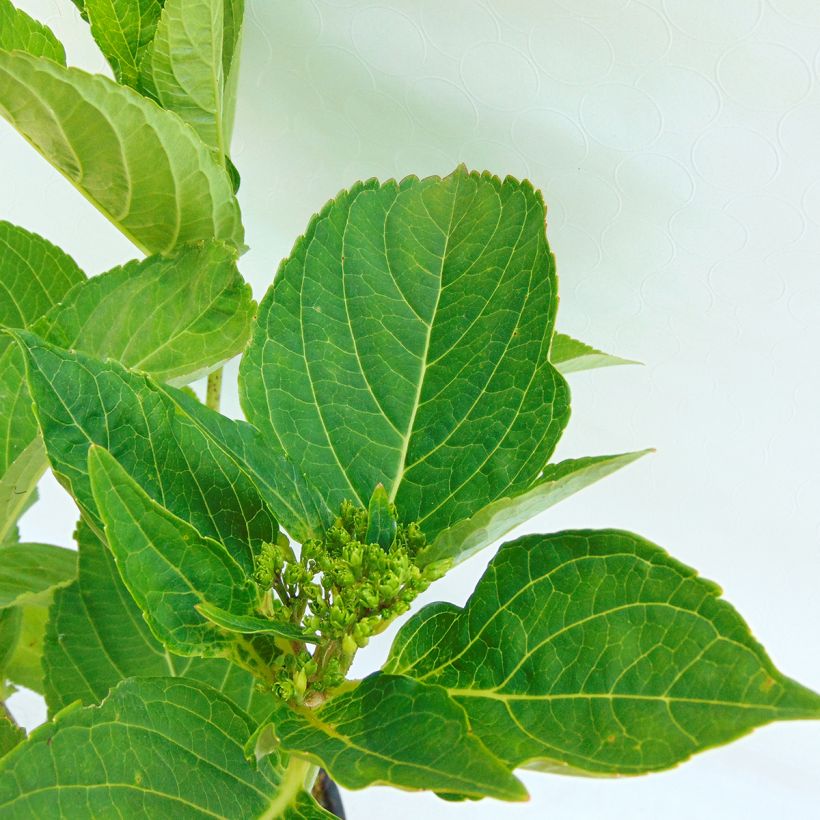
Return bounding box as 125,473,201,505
4,1,820,817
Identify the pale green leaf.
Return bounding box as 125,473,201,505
420,450,652,565
0,609,20,674
44,521,272,719
240,167,570,543
220,0,244,146
14,332,331,550
88,445,262,657
387,530,820,775
83,0,163,86
3,600,48,693
0,677,334,818
260,673,527,801
0,0,66,63
197,602,319,644
365,483,395,550
0,51,244,254
551,332,640,374
139,0,229,154
0,543,76,609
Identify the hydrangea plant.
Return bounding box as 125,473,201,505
0,2,817,817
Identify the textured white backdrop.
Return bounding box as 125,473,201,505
4,1,820,817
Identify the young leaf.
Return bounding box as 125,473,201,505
221,0,244,145
387,530,820,775
39,241,255,385
2,601,48,693
420,450,652,565
14,332,331,550
88,445,261,657
260,673,527,801
0,0,66,63
0,712,23,759
241,167,570,543
0,677,334,818
0,52,244,254
140,0,230,155
0,543,76,609
44,521,272,719
83,0,163,86
197,602,319,644
551,332,640,374
365,483,396,550
0,609,20,676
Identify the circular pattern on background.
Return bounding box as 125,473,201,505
779,105,820,171
460,42,539,111
669,205,747,258
602,214,675,272
529,20,613,85
405,77,478,140
693,126,779,191
663,0,762,42
725,195,805,251
637,66,720,133
545,170,621,230
512,109,588,170
616,154,695,216
580,84,662,150
555,0,630,18
802,180,820,226
770,0,820,27
717,43,810,111
420,0,498,58
351,7,426,76
599,2,672,67
709,255,787,306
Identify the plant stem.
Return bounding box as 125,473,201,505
259,755,316,820
206,368,223,411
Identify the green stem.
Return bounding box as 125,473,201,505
206,368,223,411
259,755,317,820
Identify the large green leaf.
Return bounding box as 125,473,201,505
44,521,271,719
387,530,820,775
551,332,639,375
420,450,651,565
139,0,229,154
14,332,330,554
88,446,263,657
0,543,76,609
0,677,334,818
260,673,527,801
0,51,244,254
241,168,570,543
83,0,163,86
0,241,254,542
0,0,66,63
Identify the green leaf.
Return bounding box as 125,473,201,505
83,0,163,86
551,332,640,374
139,0,229,154
220,0,244,145
39,241,255,385
365,483,396,550
240,167,570,543
88,445,261,657
0,677,334,818
0,712,23,759
14,331,331,548
420,450,652,565
44,521,272,719
260,673,527,801
0,240,254,542
3,601,48,693
0,51,244,255
0,543,76,609
387,529,820,775
0,609,20,675
0,0,66,63
197,602,319,644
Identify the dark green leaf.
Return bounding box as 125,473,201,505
551,332,639,374
387,530,820,775
89,445,260,657
260,673,527,801
0,52,244,254
0,0,66,63
0,677,334,818
240,167,570,543
44,521,271,719
365,483,396,550
83,0,163,86
0,543,76,609
420,450,652,565
14,331,331,550
197,602,319,644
